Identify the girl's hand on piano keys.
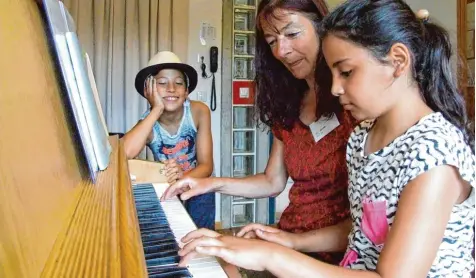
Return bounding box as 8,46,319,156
236,223,298,250
164,158,183,184
161,177,213,201
178,228,277,271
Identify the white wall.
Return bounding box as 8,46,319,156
187,0,223,221
326,0,344,10
406,0,458,66
326,0,457,52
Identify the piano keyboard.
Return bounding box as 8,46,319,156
133,183,228,278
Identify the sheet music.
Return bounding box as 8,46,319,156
42,0,112,180
85,53,108,136
66,32,111,170
42,0,98,179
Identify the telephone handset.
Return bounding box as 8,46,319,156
210,46,218,73
209,46,218,111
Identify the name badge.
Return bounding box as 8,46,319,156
309,113,340,142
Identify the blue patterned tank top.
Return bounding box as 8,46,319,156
140,99,197,172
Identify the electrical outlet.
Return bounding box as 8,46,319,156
239,87,249,98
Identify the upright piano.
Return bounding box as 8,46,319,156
0,1,237,277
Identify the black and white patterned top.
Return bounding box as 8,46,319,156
343,112,475,277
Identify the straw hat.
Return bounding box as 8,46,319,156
134,51,198,97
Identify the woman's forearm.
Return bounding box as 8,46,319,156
209,135,288,198
210,173,286,198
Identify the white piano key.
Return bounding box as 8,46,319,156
147,183,228,278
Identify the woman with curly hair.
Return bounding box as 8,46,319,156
163,0,355,265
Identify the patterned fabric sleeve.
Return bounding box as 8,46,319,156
139,109,150,121
397,124,476,207
139,109,159,147
346,120,373,170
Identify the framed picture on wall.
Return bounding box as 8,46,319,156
234,34,248,55
467,29,475,59
234,0,250,6
468,59,475,87
234,58,247,79
467,1,475,27
234,12,248,31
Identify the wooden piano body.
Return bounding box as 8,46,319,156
0,1,239,277
0,1,146,275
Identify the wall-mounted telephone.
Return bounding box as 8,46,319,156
198,47,218,111
209,46,218,111
210,46,218,73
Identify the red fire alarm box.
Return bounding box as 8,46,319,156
232,80,254,105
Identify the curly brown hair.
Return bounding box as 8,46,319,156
254,0,341,130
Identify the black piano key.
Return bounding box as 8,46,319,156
149,270,192,278
141,232,176,243
140,226,173,234
145,249,180,260
137,213,164,217
136,206,166,212
139,221,171,229
146,255,181,267
135,200,162,204
136,207,166,213
133,184,192,278
142,239,178,247
133,189,156,194
143,242,179,254
136,212,167,217
137,208,165,213
147,265,189,274
139,223,172,231
136,215,168,222
147,264,182,270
